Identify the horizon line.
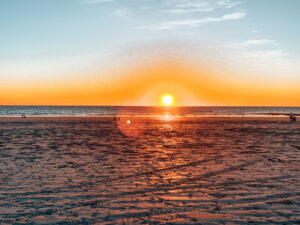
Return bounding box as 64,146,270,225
1,105,300,108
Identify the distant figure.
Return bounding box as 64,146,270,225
21,113,26,118
289,113,296,123
289,113,293,123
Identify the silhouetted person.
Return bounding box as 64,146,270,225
293,116,296,123
289,113,294,123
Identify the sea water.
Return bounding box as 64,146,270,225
0,106,300,117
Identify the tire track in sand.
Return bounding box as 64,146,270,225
79,157,265,205
100,154,230,183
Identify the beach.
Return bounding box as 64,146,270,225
0,117,299,224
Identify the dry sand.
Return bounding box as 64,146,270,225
0,117,299,224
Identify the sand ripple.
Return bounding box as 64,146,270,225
0,117,299,224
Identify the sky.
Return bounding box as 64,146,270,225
0,0,300,106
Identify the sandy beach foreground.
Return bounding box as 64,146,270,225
0,117,299,224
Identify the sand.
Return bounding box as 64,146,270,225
0,117,299,224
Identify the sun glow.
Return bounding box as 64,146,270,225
161,94,173,106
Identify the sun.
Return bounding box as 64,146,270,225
161,94,173,106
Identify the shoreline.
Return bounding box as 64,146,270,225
0,116,292,123
0,114,293,118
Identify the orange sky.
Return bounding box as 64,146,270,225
1,0,300,106
1,59,300,106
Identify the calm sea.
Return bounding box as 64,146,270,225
0,106,299,117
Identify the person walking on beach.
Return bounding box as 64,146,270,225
289,113,293,123
289,113,296,123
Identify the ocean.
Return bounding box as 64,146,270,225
0,106,300,117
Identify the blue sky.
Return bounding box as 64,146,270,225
0,0,300,99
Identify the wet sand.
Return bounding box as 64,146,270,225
0,117,299,224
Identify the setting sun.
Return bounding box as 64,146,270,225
161,94,173,106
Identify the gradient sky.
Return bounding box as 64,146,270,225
1,0,300,106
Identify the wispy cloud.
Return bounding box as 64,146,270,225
226,48,294,72
112,7,130,17
245,50,290,58
79,0,113,4
162,0,242,14
137,11,246,30
221,37,294,72
223,39,277,49
80,0,246,29
236,39,277,47
135,0,246,30
244,50,293,71
240,39,276,46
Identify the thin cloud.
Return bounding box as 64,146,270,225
163,0,242,14
245,50,293,71
112,7,130,17
224,39,277,48
136,11,247,30
79,0,113,4
245,50,290,58
240,39,277,46
78,0,246,30
227,49,293,72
